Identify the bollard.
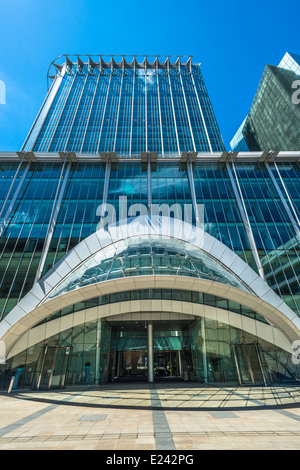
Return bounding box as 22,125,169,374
8,376,15,393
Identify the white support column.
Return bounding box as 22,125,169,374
95,318,102,385
147,321,154,383
99,155,112,228
177,350,182,378
186,154,201,227
147,153,152,215
201,318,208,383
117,351,121,379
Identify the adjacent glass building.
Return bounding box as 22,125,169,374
231,52,300,152
0,55,300,391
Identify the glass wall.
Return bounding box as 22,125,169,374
146,70,162,155
169,69,194,152
42,162,106,274
181,67,209,152
157,70,178,155
190,317,300,384
49,70,88,152
115,70,134,156
0,162,28,224
81,70,111,153
131,70,146,156
33,73,75,152
106,161,148,224
66,72,99,152
1,314,298,391
191,65,225,152
193,162,257,271
231,65,300,152
25,61,225,155
151,161,194,224
233,162,300,315
99,69,123,153
0,163,66,319
270,162,300,223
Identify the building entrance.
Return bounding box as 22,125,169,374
108,319,193,382
116,350,148,379
233,343,267,385
34,345,71,390
114,350,182,381
154,351,181,378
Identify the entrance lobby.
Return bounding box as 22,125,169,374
108,320,193,383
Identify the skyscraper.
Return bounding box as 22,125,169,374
231,52,300,152
0,55,300,391
23,55,225,155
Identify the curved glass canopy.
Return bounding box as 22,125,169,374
46,235,251,301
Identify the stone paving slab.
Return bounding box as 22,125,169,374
0,383,300,449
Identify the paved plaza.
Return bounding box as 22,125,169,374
0,382,300,450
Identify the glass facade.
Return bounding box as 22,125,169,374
234,162,300,314
3,315,297,390
23,56,225,155
41,162,106,275
0,55,300,390
45,236,250,301
106,162,148,223
0,163,66,318
231,52,300,152
151,161,194,223
193,162,258,271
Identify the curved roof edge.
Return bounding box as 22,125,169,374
1,216,299,354
8,300,292,360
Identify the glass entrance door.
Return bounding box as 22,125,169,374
233,343,266,385
36,346,70,390
116,350,148,379
154,351,181,378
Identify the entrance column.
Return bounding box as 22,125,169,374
148,321,154,383
201,318,208,383
95,318,101,384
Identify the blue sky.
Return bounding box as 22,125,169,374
0,0,299,151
